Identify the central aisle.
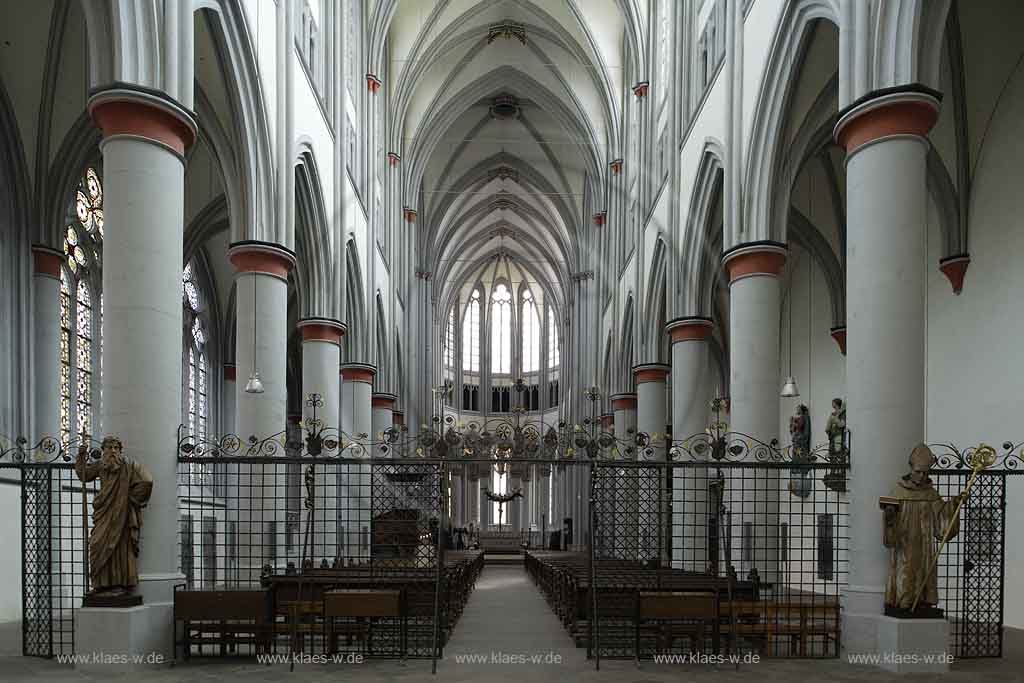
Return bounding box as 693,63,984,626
438,564,586,676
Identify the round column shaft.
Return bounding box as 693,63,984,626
32,246,63,446
667,317,714,571
635,364,671,564
89,87,197,612
371,392,396,447
724,242,787,584
340,363,375,563
610,393,638,560
298,318,345,565
834,88,940,648
229,241,295,579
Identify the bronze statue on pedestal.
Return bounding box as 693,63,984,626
74,436,154,607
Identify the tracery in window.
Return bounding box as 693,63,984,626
521,289,540,373
462,289,481,373
60,167,103,446
490,283,512,374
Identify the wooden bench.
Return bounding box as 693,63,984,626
635,590,720,659
173,586,270,660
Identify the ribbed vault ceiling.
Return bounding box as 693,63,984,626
381,0,633,317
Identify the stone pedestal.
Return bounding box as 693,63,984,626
842,614,951,673
74,604,174,672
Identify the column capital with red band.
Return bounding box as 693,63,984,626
297,317,347,345
834,84,941,155
830,326,847,356
88,84,198,155
722,241,787,283
599,413,614,430
392,410,405,426
228,240,297,279
610,392,637,411
372,393,397,409
666,316,714,343
633,363,671,384
341,362,377,384
223,363,237,381
31,245,63,278
939,254,970,295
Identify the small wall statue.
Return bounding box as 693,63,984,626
74,436,154,606
825,398,846,458
787,404,813,498
880,444,965,617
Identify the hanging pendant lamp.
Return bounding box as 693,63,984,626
245,268,264,394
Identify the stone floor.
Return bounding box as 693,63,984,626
2,567,1023,682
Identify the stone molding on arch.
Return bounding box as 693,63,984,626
678,141,726,320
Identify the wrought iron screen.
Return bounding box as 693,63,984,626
590,460,849,661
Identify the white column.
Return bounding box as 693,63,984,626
86,87,197,656
723,242,787,584
667,317,714,571
229,241,295,578
221,364,237,436
31,246,62,446
611,393,638,560
635,364,670,565
834,88,941,660
340,363,375,563
298,318,345,566
371,393,396,446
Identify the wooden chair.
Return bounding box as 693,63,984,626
173,586,270,660
323,588,405,658
635,590,719,662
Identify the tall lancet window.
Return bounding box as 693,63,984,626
547,305,560,368
521,289,540,373
183,263,209,440
490,283,512,374
462,289,481,373
443,307,455,370
60,167,104,446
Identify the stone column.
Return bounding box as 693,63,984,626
298,318,345,564
230,242,295,439
221,364,237,435
635,364,671,565
229,240,295,578
667,317,714,571
722,242,786,584
834,86,943,665
610,393,638,559
31,246,62,445
84,85,197,657
340,363,375,563
371,392,396,447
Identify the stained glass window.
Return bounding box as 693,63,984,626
521,289,540,373
547,305,560,368
490,284,513,374
59,167,103,446
183,263,208,440
462,289,481,373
